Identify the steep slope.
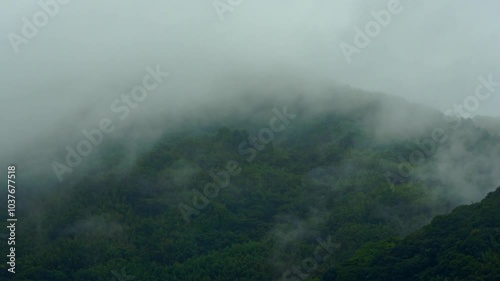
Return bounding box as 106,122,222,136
324,187,500,281
1,89,499,280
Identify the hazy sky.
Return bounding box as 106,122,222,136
1,0,499,158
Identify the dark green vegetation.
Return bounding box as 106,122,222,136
324,187,500,281
1,89,499,280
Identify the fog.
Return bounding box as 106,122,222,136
2,4,500,278
1,1,499,182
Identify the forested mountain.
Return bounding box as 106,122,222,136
1,89,499,281
324,187,500,281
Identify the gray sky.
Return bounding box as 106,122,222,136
1,0,499,159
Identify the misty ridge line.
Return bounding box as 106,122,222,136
1,2,500,280
179,106,297,224
7,0,71,54
384,73,499,190
2,1,499,138
339,0,414,63
51,65,169,182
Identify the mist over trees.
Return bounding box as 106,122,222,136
1,1,499,280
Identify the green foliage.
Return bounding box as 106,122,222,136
5,94,500,280
327,188,500,281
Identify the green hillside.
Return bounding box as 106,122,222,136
324,187,500,281
2,90,499,281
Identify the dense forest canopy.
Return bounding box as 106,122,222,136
1,89,499,280
2,1,500,280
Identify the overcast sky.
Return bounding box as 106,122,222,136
1,0,499,159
